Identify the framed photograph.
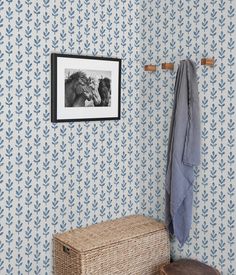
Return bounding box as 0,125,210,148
51,53,121,122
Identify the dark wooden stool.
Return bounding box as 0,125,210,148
160,259,220,275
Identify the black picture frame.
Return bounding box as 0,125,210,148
51,53,121,122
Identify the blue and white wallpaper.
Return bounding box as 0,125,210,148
140,0,236,274
0,0,235,274
0,0,142,274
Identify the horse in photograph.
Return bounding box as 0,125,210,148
86,77,101,107
65,71,101,107
95,77,111,107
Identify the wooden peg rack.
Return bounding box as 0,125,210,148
162,63,174,70
201,58,215,66
144,64,157,72
144,58,215,72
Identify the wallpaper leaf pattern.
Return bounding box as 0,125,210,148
140,1,236,274
0,0,141,274
0,0,235,274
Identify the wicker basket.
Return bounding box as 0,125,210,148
53,215,170,275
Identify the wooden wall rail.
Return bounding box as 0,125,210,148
144,58,215,72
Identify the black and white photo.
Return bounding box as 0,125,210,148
64,69,111,108
51,54,121,122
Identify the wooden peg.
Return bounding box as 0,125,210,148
162,63,174,70
201,58,215,67
144,64,157,72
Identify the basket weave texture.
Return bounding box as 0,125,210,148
53,215,170,275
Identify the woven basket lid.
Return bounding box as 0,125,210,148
54,215,166,252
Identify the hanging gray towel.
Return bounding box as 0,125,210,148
165,59,200,245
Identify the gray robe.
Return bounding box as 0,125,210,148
165,59,200,245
